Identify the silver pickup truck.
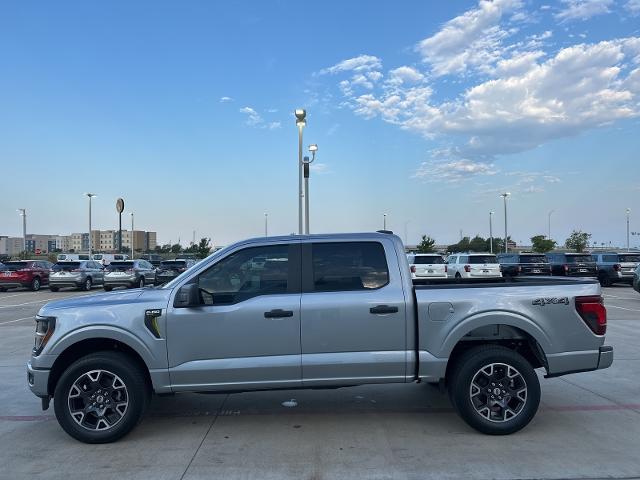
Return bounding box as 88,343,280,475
27,232,613,443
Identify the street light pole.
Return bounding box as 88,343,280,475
130,212,135,259
500,193,510,253
383,214,387,230
295,109,306,235
84,194,96,256
548,210,555,240
303,144,318,235
489,211,494,254
264,213,268,237
17,209,26,254
627,208,631,252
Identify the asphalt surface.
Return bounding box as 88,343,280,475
0,285,639,480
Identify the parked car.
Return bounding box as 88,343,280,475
57,254,92,262
545,252,597,277
49,261,105,292
496,253,552,278
154,259,197,285
103,260,156,291
91,254,129,266
591,252,640,286
407,253,447,279
446,253,502,279
634,264,640,293
138,254,163,267
28,232,612,442
0,260,52,291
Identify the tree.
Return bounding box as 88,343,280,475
469,235,486,252
416,235,436,253
531,235,556,253
447,237,470,253
171,243,182,254
565,230,591,252
197,237,212,258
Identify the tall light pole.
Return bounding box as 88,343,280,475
264,212,268,237
303,144,318,234
404,220,411,245
17,209,27,254
627,208,631,252
295,109,306,235
84,193,96,256
383,213,387,230
130,212,135,259
548,209,555,240
489,211,494,253
500,193,510,253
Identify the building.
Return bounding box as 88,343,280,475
0,236,24,256
24,234,59,254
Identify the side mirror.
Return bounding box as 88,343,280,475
174,283,201,308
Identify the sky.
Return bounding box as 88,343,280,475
0,0,639,248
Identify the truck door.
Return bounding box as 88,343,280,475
166,243,302,391
300,240,408,386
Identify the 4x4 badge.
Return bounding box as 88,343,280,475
532,297,569,306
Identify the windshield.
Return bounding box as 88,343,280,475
520,255,548,263
414,256,444,264
468,256,498,264
3,261,30,270
160,261,187,268
566,255,594,263
618,255,640,263
52,262,81,271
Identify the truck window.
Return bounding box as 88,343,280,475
197,245,290,305
311,242,389,292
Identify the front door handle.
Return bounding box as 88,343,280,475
369,305,399,315
264,309,294,319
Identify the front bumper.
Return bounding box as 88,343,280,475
27,361,50,397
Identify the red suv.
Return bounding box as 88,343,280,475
0,261,52,291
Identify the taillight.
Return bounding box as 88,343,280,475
575,295,607,335
464,265,471,273
410,265,416,274
613,264,621,272
563,264,569,273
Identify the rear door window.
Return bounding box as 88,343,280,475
311,242,389,292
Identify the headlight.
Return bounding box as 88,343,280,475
33,316,56,355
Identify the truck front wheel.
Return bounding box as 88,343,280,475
448,346,540,435
53,351,149,443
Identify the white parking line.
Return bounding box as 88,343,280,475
0,299,52,309
0,316,33,325
607,305,640,313
604,294,639,301
0,292,32,301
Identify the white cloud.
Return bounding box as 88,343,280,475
413,158,498,183
310,163,331,174
625,0,640,15
388,66,425,84
239,106,263,126
220,96,234,103
416,0,523,77
555,0,613,22
320,55,382,75
267,122,281,130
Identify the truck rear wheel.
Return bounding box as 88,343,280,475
448,346,540,435
53,351,149,444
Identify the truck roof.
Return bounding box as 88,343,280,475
241,232,401,244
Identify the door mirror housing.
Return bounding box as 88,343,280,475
174,283,201,308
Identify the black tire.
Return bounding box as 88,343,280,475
53,351,150,444
31,277,41,291
448,346,540,435
81,278,92,291
103,285,113,292
599,273,612,287
49,286,59,292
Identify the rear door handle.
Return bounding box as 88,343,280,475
264,309,294,319
369,305,399,315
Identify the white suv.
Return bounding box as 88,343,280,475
446,253,502,279
407,253,447,279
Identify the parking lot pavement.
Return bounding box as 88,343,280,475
0,286,639,479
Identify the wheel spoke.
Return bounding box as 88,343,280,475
469,362,528,424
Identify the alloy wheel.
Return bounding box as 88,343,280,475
469,362,527,423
